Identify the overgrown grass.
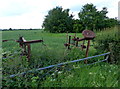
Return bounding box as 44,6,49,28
41,63,118,87
2,28,119,88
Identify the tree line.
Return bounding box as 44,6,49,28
42,3,118,33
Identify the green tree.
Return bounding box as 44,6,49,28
78,3,98,31
78,4,111,31
95,7,108,30
42,6,73,33
73,19,85,32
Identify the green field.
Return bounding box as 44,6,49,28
2,28,119,88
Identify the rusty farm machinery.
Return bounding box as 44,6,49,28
64,30,96,63
2,36,44,61
3,30,96,64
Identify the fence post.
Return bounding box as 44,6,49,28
85,40,91,63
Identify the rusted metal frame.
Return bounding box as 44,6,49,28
76,38,85,41
71,37,75,45
2,40,9,42
17,37,44,61
68,36,71,49
84,40,91,64
23,43,27,55
64,32,77,49
2,36,44,61
74,37,92,64
75,37,79,47
23,40,43,61
2,39,16,42
27,44,31,61
81,40,85,51
64,30,96,64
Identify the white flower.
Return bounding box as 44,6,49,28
109,70,111,73
58,71,62,74
52,73,55,75
89,72,92,75
101,76,105,79
50,79,56,81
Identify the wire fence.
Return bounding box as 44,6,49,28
6,52,110,78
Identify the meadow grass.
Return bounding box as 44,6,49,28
2,28,119,87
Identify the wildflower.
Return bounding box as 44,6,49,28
50,79,56,81
52,73,55,75
89,72,92,75
109,70,111,73
101,76,105,79
58,71,62,74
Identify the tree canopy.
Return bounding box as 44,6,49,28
42,6,73,33
42,4,118,33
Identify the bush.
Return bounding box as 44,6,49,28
94,27,119,64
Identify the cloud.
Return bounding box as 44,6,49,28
118,1,120,20
0,0,56,29
0,0,29,17
0,11,45,29
0,0,55,17
0,0,119,29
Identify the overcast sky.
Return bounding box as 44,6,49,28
0,0,119,29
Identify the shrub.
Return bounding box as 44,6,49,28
94,27,119,64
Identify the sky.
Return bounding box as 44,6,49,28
118,1,120,20
0,0,119,29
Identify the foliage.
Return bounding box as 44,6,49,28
42,6,74,33
78,3,98,30
42,4,118,33
78,3,118,31
94,26,120,63
73,19,85,32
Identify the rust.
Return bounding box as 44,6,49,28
2,40,8,42
64,30,96,64
27,44,31,61
64,43,70,47
72,37,77,41
68,36,71,49
81,40,85,50
82,30,95,39
84,40,91,64
17,36,44,61
3,36,44,61
76,38,85,41
81,44,86,49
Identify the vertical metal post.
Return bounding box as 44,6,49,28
23,44,27,55
76,37,79,47
82,40,85,51
84,40,91,63
27,44,31,61
72,37,75,45
68,36,71,49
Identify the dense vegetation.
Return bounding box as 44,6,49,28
42,6,73,33
42,4,118,33
94,26,120,64
2,26,119,88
